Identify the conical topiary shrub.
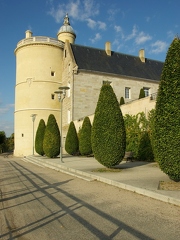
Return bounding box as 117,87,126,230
35,119,46,156
154,37,180,181
91,84,126,167
65,121,79,155
139,88,145,99
43,114,60,158
120,96,125,105
79,117,92,156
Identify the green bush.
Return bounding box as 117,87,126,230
139,88,145,99
65,121,79,155
120,97,125,105
124,112,154,161
43,114,60,158
154,37,180,181
79,117,92,155
137,131,154,161
35,119,46,156
91,84,126,167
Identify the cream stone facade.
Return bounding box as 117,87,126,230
14,14,163,157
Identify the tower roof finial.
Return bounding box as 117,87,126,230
63,13,70,25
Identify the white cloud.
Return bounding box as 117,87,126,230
86,19,106,30
114,25,122,33
151,40,168,54
48,0,99,23
86,18,96,29
89,33,101,43
125,25,138,41
107,8,123,21
98,21,106,30
135,32,152,45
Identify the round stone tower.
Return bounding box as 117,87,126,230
14,14,76,156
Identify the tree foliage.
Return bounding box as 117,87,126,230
154,37,180,181
0,131,6,145
65,121,79,155
91,84,126,167
79,117,92,155
35,119,46,156
43,114,60,158
124,112,154,161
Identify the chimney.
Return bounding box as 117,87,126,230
105,41,111,56
25,30,33,38
139,49,145,63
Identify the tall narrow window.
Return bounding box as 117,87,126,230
125,87,131,99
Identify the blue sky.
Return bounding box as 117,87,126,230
0,0,180,137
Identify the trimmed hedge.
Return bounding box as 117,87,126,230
79,117,92,156
43,114,60,158
154,37,180,181
35,119,46,156
65,121,79,155
139,88,145,99
91,84,126,167
120,96,125,105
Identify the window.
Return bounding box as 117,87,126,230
51,71,55,76
125,87,131,99
51,94,55,100
143,87,150,97
64,50,66,58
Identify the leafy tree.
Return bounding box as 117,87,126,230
91,84,126,167
139,88,145,99
0,131,6,153
35,119,46,156
124,114,141,157
79,117,92,155
154,37,180,181
5,133,14,152
124,112,154,161
120,96,125,105
43,114,60,158
0,131,6,144
65,121,79,155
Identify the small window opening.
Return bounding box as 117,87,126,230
51,94,55,100
51,71,55,76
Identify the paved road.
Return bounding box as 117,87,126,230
0,157,180,240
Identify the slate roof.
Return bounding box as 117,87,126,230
71,44,164,81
